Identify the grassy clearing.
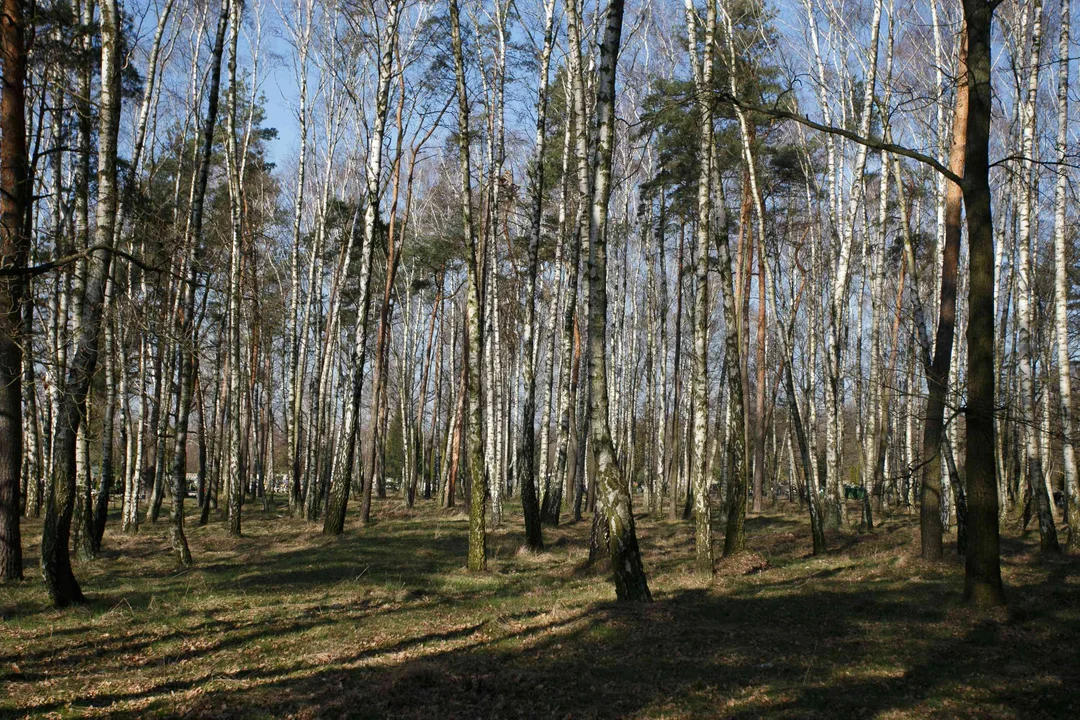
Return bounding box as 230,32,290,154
2,499,1079,718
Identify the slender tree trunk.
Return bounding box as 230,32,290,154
449,0,487,570
91,294,117,553
287,36,310,519
687,0,716,574
517,0,557,551
223,0,246,538
544,0,590,527
1013,0,1060,553
1052,0,1079,545
907,25,970,560
169,0,227,556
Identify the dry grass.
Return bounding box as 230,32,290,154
2,498,1078,718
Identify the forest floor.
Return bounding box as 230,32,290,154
2,498,1079,719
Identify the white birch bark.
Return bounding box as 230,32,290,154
1052,0,1079,542
1014,0,1060,551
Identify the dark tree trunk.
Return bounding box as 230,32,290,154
960,0,1005,608
0,0,29,582
786,362,825,555
920,27,969,561
91,314,118,553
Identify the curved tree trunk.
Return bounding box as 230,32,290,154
587,0,651,603
40,0,121,605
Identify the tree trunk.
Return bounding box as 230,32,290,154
323,0,401,536
1052,0,1079,546
41,0,121,605
544,0,591,527
448,0,487,570
0,0,29,582
587,0,651,603
224,0,244,539
1013,0,1060,553
687,0,716,575
961,0,1006,608
517,0,556,551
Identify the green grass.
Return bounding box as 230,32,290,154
2,498,1079,718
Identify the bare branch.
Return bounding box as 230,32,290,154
712,91,966,188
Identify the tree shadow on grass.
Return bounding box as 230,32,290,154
92,563,1080,719
7,505,1080,719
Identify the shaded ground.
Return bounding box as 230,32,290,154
2,498,1079,718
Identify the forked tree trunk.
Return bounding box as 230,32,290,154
41,0,121,605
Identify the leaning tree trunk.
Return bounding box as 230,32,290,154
322,0,401,536
915,24,969,560
166,0,228,563
586,0,651,603
41,0,121,606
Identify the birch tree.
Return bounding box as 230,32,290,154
586,0,651,602
517,0,559,551
686,0,716,574
40,0,122,605
1052,0,1079,545
323,0,403,535
448,0,488,570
